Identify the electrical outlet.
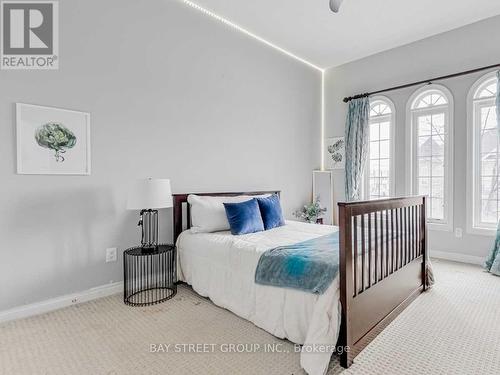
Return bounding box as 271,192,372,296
454,228,463,238
106,247,117,262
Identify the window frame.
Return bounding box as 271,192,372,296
467,71,498,235
406,84,454,231
363,96,396,200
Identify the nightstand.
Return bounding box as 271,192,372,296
123,244,177,306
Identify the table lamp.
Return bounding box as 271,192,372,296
127,178,173,250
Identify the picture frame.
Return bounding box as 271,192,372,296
16,103,91,175
324,137,345,170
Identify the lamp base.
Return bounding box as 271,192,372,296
138,209,159,248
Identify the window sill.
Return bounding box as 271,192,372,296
467,226,496,236
428,222,452,232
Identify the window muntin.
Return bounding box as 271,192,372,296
366,98,393,199
471,76,498,229
414,91,448,108
409,88,452,225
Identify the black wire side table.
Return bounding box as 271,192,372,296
123,244,177,306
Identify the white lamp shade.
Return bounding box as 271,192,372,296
127,178,173,210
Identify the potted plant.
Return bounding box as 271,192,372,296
294,196,327,224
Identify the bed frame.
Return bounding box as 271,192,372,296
172,192,428,368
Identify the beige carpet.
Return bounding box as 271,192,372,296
1,260,499,375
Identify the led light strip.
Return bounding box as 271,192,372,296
321,71,325,170
181,0,327,170
182,0,323,72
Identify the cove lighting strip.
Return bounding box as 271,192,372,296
321,71,325,170
181,0,327,170
182,0,323,72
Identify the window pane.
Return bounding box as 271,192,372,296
370,160,380,178
379,178,389,197
481,177,498,199
418,177,430,196
477,81,497,99
432,113,445,134
431,177,444,198
481,129,497,154
380,159,390,177
370,141,379,159
370,178,379,197
368,99,392,200
482,158,499,177
431,135,445,156
418,115,432,136
413,90,448,109
418,157,431,177
432,94,447,106
370,123,380,141
481,106,497,130
370,101,392,116
379,121,390,140
431,158,444,177
431,198,444,220
472,83,499,227
380,104,390,114
481,199,498,223
412,90,449,223
379,140,390,159
418,136,431,157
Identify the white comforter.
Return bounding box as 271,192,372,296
176,220,340,375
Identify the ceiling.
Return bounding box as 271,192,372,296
190,0,500,69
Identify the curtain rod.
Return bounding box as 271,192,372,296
343,62,500,103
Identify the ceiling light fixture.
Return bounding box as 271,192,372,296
329,0,344,13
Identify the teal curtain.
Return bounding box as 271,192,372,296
485,71,500,276
344,97,370,201
485,222,500,275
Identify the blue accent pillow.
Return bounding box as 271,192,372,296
256,194,285,230
223,199,265,235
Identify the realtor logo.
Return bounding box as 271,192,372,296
1,1,58,69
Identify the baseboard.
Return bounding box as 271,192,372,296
0,281,123,324
431,250,484,265
0,251,483,323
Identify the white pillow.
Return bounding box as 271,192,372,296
187,194,269,233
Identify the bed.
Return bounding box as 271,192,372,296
173,191,429,374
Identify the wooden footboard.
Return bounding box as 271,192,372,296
337,196,428,368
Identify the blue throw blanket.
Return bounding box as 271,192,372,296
255,232,339,294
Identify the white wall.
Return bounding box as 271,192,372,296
0,0,321,311
325,15,500,259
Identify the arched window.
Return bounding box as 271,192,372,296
408,85,453,228
468,72,498,232
365,97,394,199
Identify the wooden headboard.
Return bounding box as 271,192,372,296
172,191,280,243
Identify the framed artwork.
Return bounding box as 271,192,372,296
324,137,345,170
16,103,91,175
312,170,334,225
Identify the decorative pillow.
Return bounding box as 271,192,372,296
223,199,265,235
256,194,285,230
187,194,269,233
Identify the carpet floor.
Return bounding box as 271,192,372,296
1,259,499,375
